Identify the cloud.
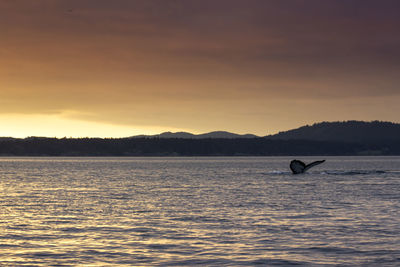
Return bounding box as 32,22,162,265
0,0,399,134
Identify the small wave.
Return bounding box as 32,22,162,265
147,243,179,250
250,258,306,265
162,258,238,266
0,243,20,248
262,170,389,176
262,170,393,176
59,227,87,233
0,234,58,241
308,246,361,254
323,170,387,176
263,171,291,175
29,251,71,258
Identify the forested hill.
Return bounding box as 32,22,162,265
266,121,400,142
0,137,400,156
0,136,399,156
1,121,400,156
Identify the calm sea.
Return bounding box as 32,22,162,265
0,156,399,266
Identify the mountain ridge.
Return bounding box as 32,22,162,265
130,131,259,139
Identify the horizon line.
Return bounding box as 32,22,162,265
1,120,398,139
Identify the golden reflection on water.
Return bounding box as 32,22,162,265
1,157,400,265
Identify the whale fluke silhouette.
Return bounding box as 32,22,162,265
290,159,325,174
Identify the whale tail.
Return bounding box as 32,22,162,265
290,159,325,174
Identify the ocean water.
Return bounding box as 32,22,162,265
0,156,399,266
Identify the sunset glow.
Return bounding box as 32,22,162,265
1,0,399,137
0,113,189,138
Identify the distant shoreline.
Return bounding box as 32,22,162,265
2,121,399,156
0,155,398,158
0,137,398,156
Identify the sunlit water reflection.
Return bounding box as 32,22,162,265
0,157,399,266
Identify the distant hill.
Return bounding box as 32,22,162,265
1,121,400,156
131,131,259,139
0,137,16,141
266,121,400,142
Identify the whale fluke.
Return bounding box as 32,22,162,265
290,159,325,174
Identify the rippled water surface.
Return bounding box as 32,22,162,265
0,156,399,266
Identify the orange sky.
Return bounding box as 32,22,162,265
1,0,400,137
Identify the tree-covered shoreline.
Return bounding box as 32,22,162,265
0,137,398,156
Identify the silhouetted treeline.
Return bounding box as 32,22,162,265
268,120,400,142
0,137,399,156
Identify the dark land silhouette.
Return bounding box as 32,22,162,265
0,121,399,156
131,131,258,139
267,120,400,142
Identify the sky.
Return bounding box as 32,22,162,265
1,0,399,137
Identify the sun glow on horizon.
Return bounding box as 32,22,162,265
1,1,399,136
0,114,190,138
